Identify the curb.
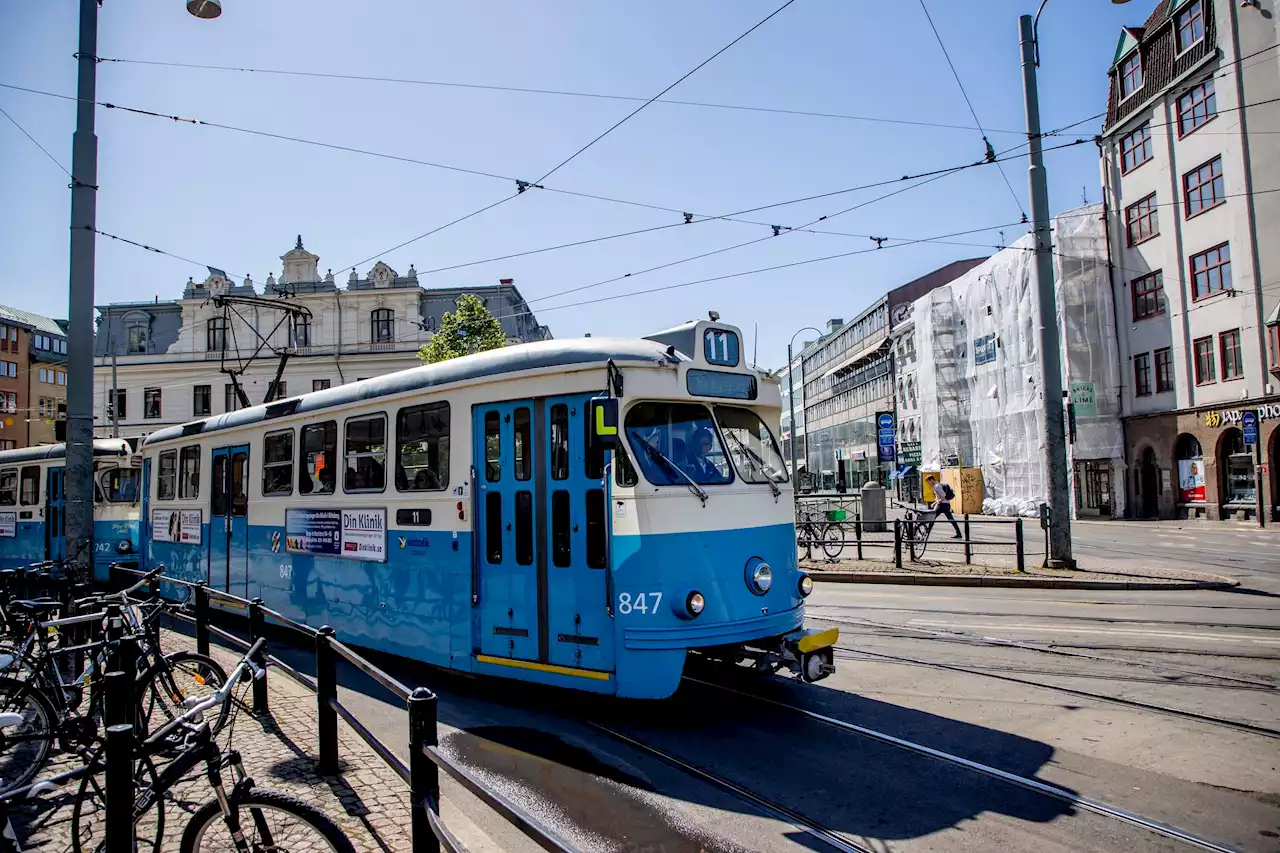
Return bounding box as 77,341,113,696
809,571,1239,590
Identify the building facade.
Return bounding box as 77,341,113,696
801,259,985,491
1100,0,1280,521
777,345,811,481
93,237,551,439
0,305,68,450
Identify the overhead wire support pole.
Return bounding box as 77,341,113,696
65,0,99,582
1020,12,1073,568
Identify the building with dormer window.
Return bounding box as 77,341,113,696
93,236,552,438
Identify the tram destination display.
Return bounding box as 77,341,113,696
286,507,387,562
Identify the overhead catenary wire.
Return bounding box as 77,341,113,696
916,0,1027,221
0,102,72,180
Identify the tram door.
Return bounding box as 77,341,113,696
473,397,613,671
210,445,250,596
45,467,66,562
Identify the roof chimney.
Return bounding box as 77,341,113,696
827,318,844,334
499,278,514,286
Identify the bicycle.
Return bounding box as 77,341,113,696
69,638,357,853
892,499,938,561
794,506,844,561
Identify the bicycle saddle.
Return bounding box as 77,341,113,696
11,599,61,615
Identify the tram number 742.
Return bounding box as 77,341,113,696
617,592,662,615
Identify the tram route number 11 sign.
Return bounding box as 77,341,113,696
286,508,387,563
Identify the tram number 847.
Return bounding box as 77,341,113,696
617,592,662,615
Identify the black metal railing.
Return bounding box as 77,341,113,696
103,565,580,853
797,512,1036,571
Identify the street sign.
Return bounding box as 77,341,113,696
1242,411,1258,445
876,411,896,463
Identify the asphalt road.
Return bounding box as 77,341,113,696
249,527,1280,853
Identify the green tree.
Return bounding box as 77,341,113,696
418,293,508,364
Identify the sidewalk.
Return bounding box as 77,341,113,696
10,630,413,853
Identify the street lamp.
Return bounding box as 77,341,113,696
1019,0,1128,569
787,327,823,490
63,0,219,581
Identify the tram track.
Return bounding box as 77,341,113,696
682,677,1246,853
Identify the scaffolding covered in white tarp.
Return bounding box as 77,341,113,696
910,203,1124,517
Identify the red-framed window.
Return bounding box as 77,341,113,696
1134,352,1152,397
1175,0,1205,53
1120,51,1143,99
1269,324,1280,374
1119,123,1153,173
1126,194,1159,246
1155,347,1174,393
1193,336,1216,384
1184,156,1224,217
1131,271,1165,319
1177,80,1216,136
1190,242,1231,299
1220,329,1244,380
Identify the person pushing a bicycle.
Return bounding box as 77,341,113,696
925,475,963,539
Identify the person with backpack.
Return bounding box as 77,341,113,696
925,475,963,539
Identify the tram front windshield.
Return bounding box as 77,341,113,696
624,402,732,485
715,406,789,483
101,467,141,502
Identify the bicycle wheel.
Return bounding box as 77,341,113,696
135,651,229,742
820,523,844,559
180,788,356,853
70,746,165,853
0,675,56,793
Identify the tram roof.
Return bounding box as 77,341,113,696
144,337,684,448
0,439,134,465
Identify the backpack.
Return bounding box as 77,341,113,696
938,482,955,501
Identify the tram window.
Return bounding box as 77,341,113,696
101,468,140,502
615,448,638,487
485,492,502,563
515,490,533,565
230,452,248,517
584,406,604,481
0,469,16,506
157,451,178,500
714,406,789,484
396,402,450,492
211,454,228,516
19,467,39,506
513,408,531,482
262,430,294,496
624,402,732,486
484,411,501,482
299,421,337,495
550,404,569,481
585,489,606,569
179,445,201,499
552,490,570,567
344,415,386,493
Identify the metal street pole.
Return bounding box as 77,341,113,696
1019,13,1073,568
65,0,99,580
787,327,822,490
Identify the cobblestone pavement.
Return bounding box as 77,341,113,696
10,630,412,853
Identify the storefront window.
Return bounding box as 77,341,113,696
1220,429,1255,504
1175,434,1204,503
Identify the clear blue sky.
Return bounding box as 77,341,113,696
0,0,1150,368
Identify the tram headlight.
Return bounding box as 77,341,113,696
797,573,813,597
116,539,133,554
686,591,705,618
745,558,772,595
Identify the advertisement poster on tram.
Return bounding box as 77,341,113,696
150,509,202,544
286,508,386,562
1177,459,1206,503
0,511,14,538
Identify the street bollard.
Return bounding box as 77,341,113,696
104,722,135,853
194,582,210,657
1015,517,1026,573
893,519,903,569
854,512,863,561
963,515,972,564
408,687,442,853
315,626,339,775
248,598,269,716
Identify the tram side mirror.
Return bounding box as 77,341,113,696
587,397,620,453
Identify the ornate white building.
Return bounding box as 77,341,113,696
93,237,551,437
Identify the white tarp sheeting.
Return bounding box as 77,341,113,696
911,203,1124,517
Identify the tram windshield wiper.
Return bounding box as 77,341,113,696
642,444,709,505
723,431,781,498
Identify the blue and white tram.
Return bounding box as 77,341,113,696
0,438,142,579
139,320,836,698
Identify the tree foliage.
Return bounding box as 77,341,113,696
418,293,508,364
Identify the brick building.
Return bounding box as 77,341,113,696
0,306,68,450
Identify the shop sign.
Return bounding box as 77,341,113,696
1205,403,1280,427
1070,381,1097,418
899,441,922,464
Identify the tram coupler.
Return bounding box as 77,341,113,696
780,627,838,683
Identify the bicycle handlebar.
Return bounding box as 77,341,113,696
142,638,267,749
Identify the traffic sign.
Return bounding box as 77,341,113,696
1243,411,1258,445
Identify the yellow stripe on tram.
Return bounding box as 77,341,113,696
475,654,612,681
